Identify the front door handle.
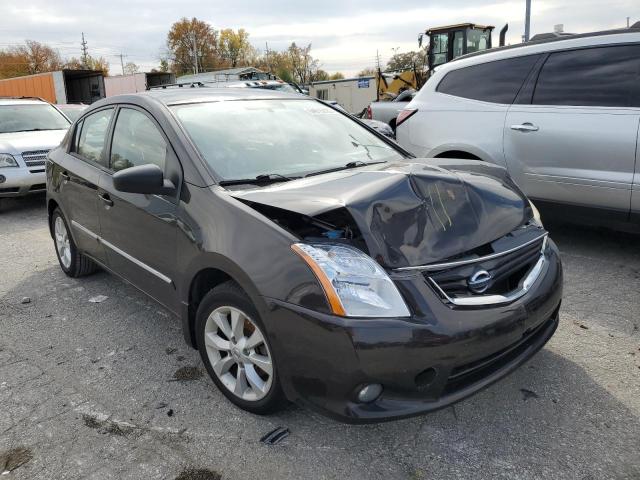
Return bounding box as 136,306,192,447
98,193,114,207
510,123,539,132
60,171,70,182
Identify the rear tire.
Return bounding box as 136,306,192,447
51,208,97,277
195,281,286,415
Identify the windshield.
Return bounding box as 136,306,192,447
0,104,70,134
57,105,86,122
171,99,403,181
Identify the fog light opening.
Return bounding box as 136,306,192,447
415,367,437,389
0,175,5,184
357,383,383,403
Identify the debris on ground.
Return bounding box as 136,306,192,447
166,347,178,355
89,295,108,303
167,409,174,417
173,366,203,381
156,402,168,409
81,413,135,436
20,297,31,304
260,426,290,445
520,388,539,401
0,447,33,475
573,320,589,330
175,468,222,480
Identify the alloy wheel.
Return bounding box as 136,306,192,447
204,306,273,401
54,216,72,269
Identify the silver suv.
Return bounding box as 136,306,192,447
396,27,640,229
0,98,70,200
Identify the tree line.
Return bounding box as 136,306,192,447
0,16,426,83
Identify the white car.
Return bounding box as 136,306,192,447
396,27,640,229
0,98,70,200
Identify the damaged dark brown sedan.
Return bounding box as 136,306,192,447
46,88,562,423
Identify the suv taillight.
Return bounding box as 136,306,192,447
396,108,417,128
366,105,372,119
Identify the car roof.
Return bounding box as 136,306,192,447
437,28,640,73
139,87,304,106
0,97,48,106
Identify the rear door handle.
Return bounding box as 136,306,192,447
98,193,114,207
510,123,539,132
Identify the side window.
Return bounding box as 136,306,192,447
533,45,640,108
436,55,540,104
76,109,114,166
110,108,167,173
432,33,449,67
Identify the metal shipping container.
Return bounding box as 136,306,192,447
0,70,105,104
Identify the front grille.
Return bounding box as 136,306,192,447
22,150,49,168
427,236,544,299
0,187,20,193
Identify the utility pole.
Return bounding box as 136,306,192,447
524,0,532,42
81,32,88,68
265,42,272,74
119,53,126,75
627,17,630,28
192,31,199,75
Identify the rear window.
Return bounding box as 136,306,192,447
533,45,640,108
436,55,540,104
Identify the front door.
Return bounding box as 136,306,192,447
504,45,640,216
97,106,181,313
57,107,115,264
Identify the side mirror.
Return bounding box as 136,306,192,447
113,164,176,196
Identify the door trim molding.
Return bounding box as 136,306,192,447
71,220,172,285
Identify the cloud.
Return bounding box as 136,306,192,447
0,0,636,76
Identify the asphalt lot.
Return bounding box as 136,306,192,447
1,194,639,480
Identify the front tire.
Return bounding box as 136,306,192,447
195,281,286,415
51,208,97,277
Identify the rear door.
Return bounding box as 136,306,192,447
56,107,114,264
97,106,181,313
504,45,640,216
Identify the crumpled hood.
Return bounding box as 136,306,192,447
0,130,67,155
229,159,532,268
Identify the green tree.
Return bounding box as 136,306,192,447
167,17,219,75
386,51,427,72
218,28,254,68
123,62,139,75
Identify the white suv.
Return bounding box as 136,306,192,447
396,28,640,228
0,98,70,200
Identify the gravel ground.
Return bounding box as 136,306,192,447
1,194,639,480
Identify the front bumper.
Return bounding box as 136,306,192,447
263,240,563,423
0,167,46,197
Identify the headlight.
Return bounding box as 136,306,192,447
529,200,543,227
0,154,18,168
291,243,410,318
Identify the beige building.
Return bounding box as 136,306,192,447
309,76,376,114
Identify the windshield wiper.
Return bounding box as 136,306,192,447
305,160,386,178
218,173,299,187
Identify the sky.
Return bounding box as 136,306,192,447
0,0,636,77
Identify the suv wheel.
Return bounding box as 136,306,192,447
195,281,285,414
51,208,97,277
